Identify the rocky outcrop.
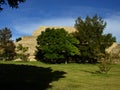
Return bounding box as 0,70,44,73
32,26,76,36
106,43,120,63
106,43,118,53
15,36,37,61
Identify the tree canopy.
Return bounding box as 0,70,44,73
0,0,25,11
36,28,80,64
0,27,12,46
73,15,116,63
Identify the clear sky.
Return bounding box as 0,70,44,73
0,0,120,43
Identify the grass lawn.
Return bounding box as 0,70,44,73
0,61,120,90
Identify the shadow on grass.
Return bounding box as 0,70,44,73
81,70,111,77
0,64,66,90
81,70,102,74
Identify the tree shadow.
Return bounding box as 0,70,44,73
81,70,101,74
0,64,66,90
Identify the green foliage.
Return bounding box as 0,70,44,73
73,15,116,63
0,27,12,46
0,27,15,61
17,44,28,53
0,0,25,11
36,28,80,63
16,37,22,42
98,53,112,74
16,44,29,61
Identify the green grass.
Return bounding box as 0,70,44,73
0,61,120,90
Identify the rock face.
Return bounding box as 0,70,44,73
32,26,76,36
15,36,37,61
106,43,118,53
106,43,120,63
15,26,76,61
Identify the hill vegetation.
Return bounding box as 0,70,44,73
0,15,118,64
36,15,116,64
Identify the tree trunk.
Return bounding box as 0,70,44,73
65,58,69,64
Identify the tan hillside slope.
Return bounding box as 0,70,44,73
106,43,120,63
32,26,76,36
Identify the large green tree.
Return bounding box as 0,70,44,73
73,15,116,63
0,27,15,60
0,0,25,11
36,28,80,64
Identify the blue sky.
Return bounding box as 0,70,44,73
0,0,120,43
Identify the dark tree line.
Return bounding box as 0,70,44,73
36,15,116,64
0,15,116,63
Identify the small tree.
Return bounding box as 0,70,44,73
16,44,29,61
98,53,112,74
36,28,80,64
0,27,15,61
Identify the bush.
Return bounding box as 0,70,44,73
98,54,112,74
16,44,29,61
16,37,22,42
15,53,29,61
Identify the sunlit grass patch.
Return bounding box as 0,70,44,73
0,61,120,90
